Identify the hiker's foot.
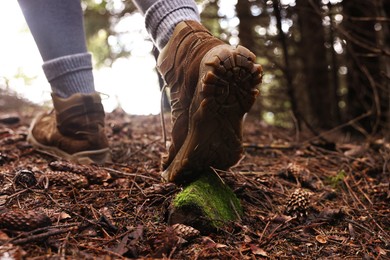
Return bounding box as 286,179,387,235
157,21,263,184
27,92,110,164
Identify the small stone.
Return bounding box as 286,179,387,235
0,153,10,166
14,169,37,187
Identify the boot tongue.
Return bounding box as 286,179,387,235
51,93,100,112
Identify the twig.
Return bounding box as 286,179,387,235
46,194,96,226
80,188,135,193
12,227,77,245
103,167,158,181
347,16,390,22
258,220,271,244
302,111,372,145
73,243,126,259
350,174,373,206
345,219,375,235
230,199,242,222
29,223,79,235
6,188,31,200
59,231,71,259
243,143,297,150
343,176,368,210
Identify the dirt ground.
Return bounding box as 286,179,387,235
0,91,389,259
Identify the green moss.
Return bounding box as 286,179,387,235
326,169,347,189
170,170,242,231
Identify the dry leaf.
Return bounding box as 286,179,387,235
59,212,71,220
348,223,356,240
244,235,252,243
215,243,228,248
80,228,98,237
315,235,327,244
250,244,268,257
0,195,8,206
0,230,10,241
376,247,386,256
0,243,26,259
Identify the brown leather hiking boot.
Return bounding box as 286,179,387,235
157,21,263,184
27,92,110,164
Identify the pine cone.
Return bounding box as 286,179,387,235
286,163,309,180
81,168,111,184
44,171,89,188
0,209,51,231
14,170,37,187
49,161,110,184
285,188,311,217
286,163,319,189
49,161,78,172
172,223,200,241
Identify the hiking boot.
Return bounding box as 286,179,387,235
27,92,110,164
157,21,263,183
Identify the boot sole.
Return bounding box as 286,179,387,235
162,45,262,183
27,116,111,165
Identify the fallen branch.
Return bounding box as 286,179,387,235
12,227,77,245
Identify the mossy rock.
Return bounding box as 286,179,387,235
168,170,242,233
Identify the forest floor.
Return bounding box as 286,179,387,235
0,90,389,259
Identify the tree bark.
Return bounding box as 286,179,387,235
342,0,383,134
236,0,255,49
272,0,300,129
296,0,338,129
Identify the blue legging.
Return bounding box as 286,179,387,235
17,0,88,61
18,0,192,60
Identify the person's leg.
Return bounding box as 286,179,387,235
18,0,109,164
133,0,263,183
18,0,94,98
133,0,200,50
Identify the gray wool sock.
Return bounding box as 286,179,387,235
42,53,95,98
140,0,200,50
132,0,157,15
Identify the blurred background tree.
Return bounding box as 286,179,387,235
82,0,137,66
81,0,389,138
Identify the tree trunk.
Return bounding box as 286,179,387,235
296,0,338,129
236,0,255,49
273,0,300,129
342,0,383,134
375,0,390,138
